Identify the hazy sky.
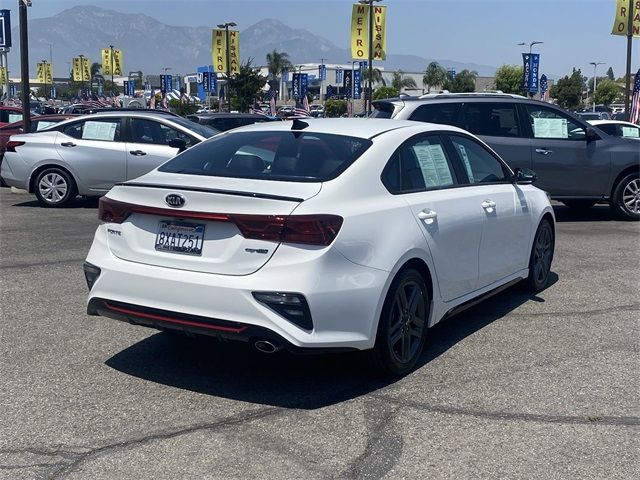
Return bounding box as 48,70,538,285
17,0,640,77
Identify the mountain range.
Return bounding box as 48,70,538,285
7,5,498,78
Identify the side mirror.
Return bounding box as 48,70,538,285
168,138,187,152
585,127,599,142
513,167,537,185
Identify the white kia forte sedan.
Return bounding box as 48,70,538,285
85,118,555,375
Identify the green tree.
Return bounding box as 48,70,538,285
168,99,200,116
444,69,477,93
362,67,385,86
229,58,267,112
494,65,523,94
606,67,614,81
391,70,417,91
549,68,584,110
593,79,621,106
324,99,347,117
422,62,447,93
265,49,293,93
372,86,399,100
587,76,607,95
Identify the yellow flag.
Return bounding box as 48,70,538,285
0,66,6,84
45,63,53,84
228,30,240,75
37,62,46,83
351,4,369,59
82,57,91,82
72,57,82,81
611,0,640,37
102,48,112,75
372,5,387,60
212,29,227,73
113,49,123,76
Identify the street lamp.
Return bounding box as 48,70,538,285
358,0,382,115
517,41,544,55
78,54,87,92
109,44,115,94
589,62,605,112
217,21,237,112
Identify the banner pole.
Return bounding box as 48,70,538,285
624,0,634,121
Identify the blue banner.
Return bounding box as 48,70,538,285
123,80,129,95
300,73,308,98
326,85,334,99
336,68,343,84
448,69,456,81
9,83,16,97
319,64,326,81
353,69,361,99
343,70,353,98
282,68,289,82
51,84,57,99
521,53,540,93
166,75,173,92
160,75,167,93
359,61,367,71
0,10,12,48
292,73,300,98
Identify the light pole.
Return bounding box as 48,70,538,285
46,43,53,98
109,45,115,94
518,41,543,98
41,59,49,99
19,0,33,133
78,54,86,93
217,21,237,112
358,0,382,116
589,62,604,112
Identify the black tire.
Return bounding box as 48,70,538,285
561,200,596,210
611,172,640,221
368,268,429,376
526,219,555,292
33,167,77,208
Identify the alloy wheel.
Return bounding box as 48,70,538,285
533,225,553,285
387,280,426,364
622,178,640,215
38,173,68,204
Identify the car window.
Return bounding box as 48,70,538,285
370,102,396,119
63,119,121,141
449,135,510,184
8,112,23,124
409,103,462,127
525,105,585,140
459,102,521,137
382,135,457,193
621,125,640,138
33,121,60,132
159,131,372,182
130,118,196,147
595,123,617,136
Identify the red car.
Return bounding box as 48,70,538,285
0,114,78,157
0,106,24,127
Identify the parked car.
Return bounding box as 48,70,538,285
0,114,78,158
84,118,555,376
372,93,640,219
576,111,610,121
0,111,219,207
588,120,640,139
309,104,325,117
186,113,280,132
0,106,24,127
277,105,295,117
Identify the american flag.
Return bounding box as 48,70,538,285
268,89,277,117
346,99,353,118
294,97,310,116
250,100,268,116
540,74,549,102
630,68,640,125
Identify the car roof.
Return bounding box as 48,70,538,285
374,92,528,104
225,117,468,139
189,113,270,119
588,120,639,127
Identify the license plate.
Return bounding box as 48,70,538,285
155,221,205,256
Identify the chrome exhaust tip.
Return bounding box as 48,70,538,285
254,339,282,354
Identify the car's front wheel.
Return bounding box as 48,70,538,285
526,219,555,292
34,167,77,207
369,268,429,376
611,172,640,221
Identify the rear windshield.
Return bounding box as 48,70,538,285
158,130,372,182
370,102,397,119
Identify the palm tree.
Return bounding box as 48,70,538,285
90,62,102,93
265,49,293,95
422,62,447,93
391,70,417,92
362,67,385,86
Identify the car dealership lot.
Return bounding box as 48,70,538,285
0,188,638,479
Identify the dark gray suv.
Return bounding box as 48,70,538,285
372,93,640,220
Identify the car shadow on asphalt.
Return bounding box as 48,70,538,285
552,204,620,222
105,273,557,410
12,196,99,209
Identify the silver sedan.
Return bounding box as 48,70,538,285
0,111,219,207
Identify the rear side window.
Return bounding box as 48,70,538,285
409,103,461,127
460,103,521,137
158,131,372,182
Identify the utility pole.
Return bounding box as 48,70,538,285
623,0,634,121
319,57,326,104
19,0,32,133
109,45,114,94
78,54,86,93
217,22,236,113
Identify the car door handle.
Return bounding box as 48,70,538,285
129,150,147,156
481,200,496,211
417,209,437,222
535,148,553,155
61,142,76,147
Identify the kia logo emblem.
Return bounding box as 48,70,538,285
165,193,186,208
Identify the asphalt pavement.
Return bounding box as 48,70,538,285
0,188,638,480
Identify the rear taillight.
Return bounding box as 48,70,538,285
98,196,133,223
98,197,343,245
6,140,25,152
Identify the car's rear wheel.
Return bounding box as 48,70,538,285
611,172,640,221
34,167,77,208
369,269,428,376
562,200,596,210
526,219,554,292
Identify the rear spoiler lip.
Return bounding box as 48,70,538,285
114,182,305,203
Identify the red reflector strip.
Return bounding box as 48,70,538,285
104,302,248,334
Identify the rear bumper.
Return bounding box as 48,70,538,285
86,225,389,350
0,154,28,190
